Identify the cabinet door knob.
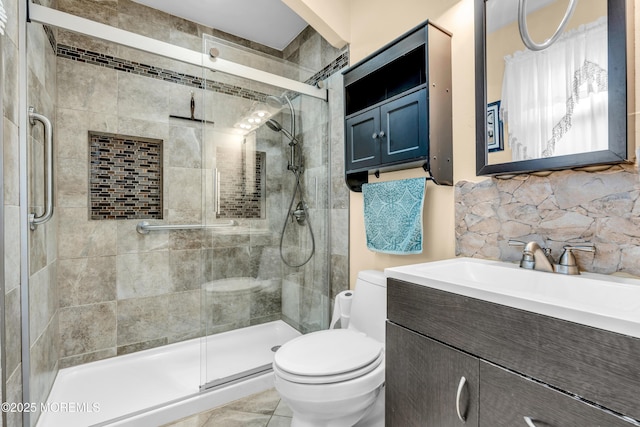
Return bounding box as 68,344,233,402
456,376,468,422
379,130,385,138
523,417,538,427
372,132,378,139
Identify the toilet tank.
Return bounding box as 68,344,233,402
347,270,387,343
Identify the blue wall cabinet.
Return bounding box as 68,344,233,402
343,20,453,191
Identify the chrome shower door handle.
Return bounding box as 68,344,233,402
28,107,54,231
456,376,468,422
214,168,221,215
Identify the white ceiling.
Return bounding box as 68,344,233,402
132,0,309,51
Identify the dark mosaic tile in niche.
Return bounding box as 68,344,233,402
216,146,265,220
89,132,163,220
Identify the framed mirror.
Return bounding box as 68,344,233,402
475,0,630,176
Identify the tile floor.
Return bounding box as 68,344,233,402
162,388,292,427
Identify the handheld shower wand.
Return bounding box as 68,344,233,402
263,96,315,267
266,119,299,171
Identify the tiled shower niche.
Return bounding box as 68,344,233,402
89,131,163,220
216,146,266,219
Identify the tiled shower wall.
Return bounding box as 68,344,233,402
50,0,348,365
455,165,640,277
54,50,285,366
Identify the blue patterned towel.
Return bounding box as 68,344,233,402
362,178,426,255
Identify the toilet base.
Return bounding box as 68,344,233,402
288,387,384,427
355,385,385,427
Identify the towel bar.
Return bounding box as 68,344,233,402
136,220,237,235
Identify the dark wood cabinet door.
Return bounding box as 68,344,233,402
479,362,636,427
380,88,427,165
386,322,479,427
345,108,381,173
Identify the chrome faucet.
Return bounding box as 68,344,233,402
508,240,595,275
509,240,554,272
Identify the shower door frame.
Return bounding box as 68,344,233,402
0,24,7,427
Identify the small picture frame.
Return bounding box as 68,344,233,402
487,101,503,152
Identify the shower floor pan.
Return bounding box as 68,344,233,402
36,320,300,427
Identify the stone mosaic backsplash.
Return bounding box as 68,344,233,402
90,132,163,220
455,164,640,277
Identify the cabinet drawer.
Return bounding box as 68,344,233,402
480,362,635,427
386,322,479,427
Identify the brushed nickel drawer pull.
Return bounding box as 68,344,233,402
456,376,467,422
523,416,538,427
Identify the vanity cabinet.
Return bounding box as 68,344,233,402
386,278,640,426
343,20,452,191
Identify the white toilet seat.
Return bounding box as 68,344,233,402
274,352,384,384
274,329,384,384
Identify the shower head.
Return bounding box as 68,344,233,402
265,94,296,137
266,118,282,132
266,119,298,145
266,95,285,110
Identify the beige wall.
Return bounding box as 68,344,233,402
341,0,638,286
347,0,478,286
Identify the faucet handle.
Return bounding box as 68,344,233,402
559,244,595,266
508,240,526,247
557,244,595,275
562,244,596,253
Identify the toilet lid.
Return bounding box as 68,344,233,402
274,329,383,380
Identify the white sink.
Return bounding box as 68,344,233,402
385,257,640,339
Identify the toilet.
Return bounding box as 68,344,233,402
273,270,387,427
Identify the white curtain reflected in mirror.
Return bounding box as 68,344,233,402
485,0,609,165
501,16,608,160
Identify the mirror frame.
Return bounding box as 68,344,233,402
475,0,629,176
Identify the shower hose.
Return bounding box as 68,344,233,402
279,168,315,268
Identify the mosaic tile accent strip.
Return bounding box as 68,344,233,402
306,47,350,87
90,132,163,220
56,44,349,100
216,146,265,219
59,44,270,102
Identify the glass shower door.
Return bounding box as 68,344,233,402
199,34,330,390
